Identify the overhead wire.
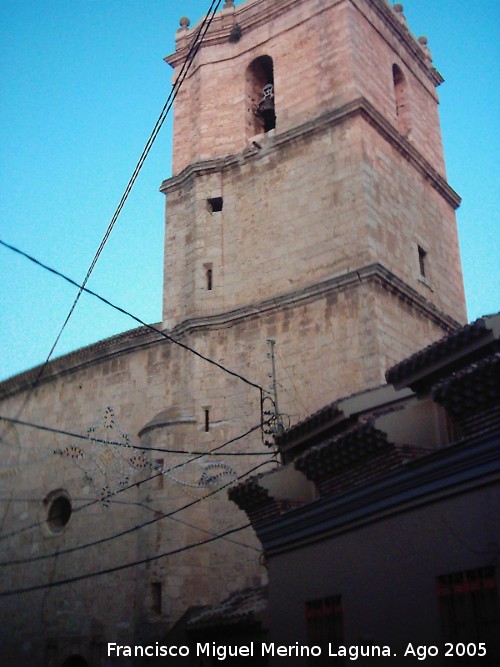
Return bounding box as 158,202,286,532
105,499,261,553
275,346,311,416
0,239,263,395
0,415,270,457
0,0,272,593
0,455,274,566
30,0,223,383
0,522,252,598
0,458,275,595
0,0,224,437
0,421,265,544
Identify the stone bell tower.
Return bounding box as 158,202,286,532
160,0,466,410
149,0,466,624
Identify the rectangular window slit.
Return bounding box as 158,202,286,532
418,245,427,278
155,458,164,489
206,266,213,291
151,582,162,615
204,409,210,432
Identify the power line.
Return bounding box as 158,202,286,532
0,239,264,394
0,415,270,456
0,460,274,595
0,522,252,597
0,421,264,544
31,0,223,385
0,457,274,567
0,0,223,438
109,500,261,553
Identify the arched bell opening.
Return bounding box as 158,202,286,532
246,55,276,137
392,63,411,134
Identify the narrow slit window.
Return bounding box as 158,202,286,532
206,266,213,291
207,197,223,213
151,582,162,615
418,245,427,278
155,458,164,489
204,409,210,432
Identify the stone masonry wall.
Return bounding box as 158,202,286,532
169,0,445,175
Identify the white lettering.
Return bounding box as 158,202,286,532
261,643,321,657
197,643,210,656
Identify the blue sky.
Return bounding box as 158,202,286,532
0,0,498,382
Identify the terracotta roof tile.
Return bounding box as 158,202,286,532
187,586,267,631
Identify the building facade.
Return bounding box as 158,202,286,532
0,1,466,665
230,314,500,666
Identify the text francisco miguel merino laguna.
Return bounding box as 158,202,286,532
108,642,395,660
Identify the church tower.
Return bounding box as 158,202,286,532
160,0,465,412
0,2,469,659
145,0,466,630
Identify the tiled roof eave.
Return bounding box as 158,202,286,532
386,315,499,388
294,421,391,482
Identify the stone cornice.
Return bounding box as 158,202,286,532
160,97,461,210
169,263,460,338
0,325,163,400
166,0,334,69
353,0,443,87
0,263,459,398
167,0,440,87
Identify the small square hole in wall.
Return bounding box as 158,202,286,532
207,197,223,213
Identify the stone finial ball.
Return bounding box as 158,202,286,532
179,17,190,28
394,3,404,12
418,36,428,45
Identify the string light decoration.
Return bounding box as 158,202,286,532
54,406,147,509
161,459,238,497
53,407,239,506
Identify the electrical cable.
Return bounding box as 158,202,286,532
275,346,311,416
0,239,263,394
0,457,274,566
33,0,223,382
0,522,252,597
0,415,270,457
0,459,274,595
113,498,261,553
0,421,264,544
0,0,270,591
0,0,223,439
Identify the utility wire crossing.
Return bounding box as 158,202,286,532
0,0,224,438
0,421,266,544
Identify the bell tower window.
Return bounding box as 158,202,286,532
246,55,276,137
